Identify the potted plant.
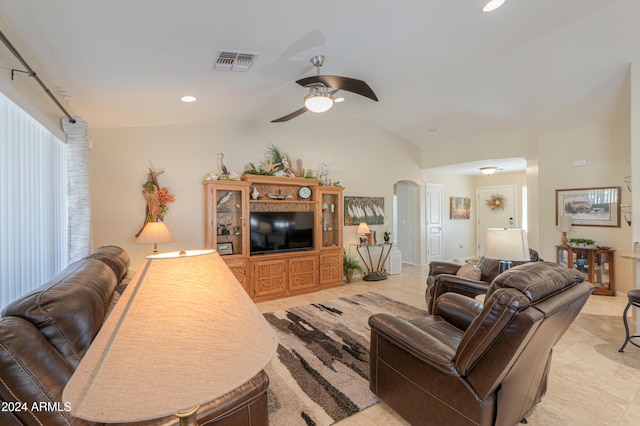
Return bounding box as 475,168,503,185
569,238,596,247
343,249,364,283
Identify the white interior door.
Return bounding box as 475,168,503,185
426,183,444,264
476,185,517,256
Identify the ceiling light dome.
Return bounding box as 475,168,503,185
304,86,333,113
480,167,498,175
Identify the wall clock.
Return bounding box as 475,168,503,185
298,186,311,199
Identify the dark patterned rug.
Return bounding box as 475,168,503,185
263,292,428,426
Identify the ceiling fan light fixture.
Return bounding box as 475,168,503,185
483,0,506,12
304,86,334,113
480,166,498,175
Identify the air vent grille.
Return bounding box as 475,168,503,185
213,50,259,72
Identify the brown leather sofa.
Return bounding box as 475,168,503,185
0,246,269,426
425,250,541,313
369,261,593,426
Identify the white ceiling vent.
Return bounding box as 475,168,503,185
213,50,259,72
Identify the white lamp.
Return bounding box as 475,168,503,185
63,250,278,425
357,222,371,244
558,216,573,246
136,221,175,253
484,228,530,272
304,86,334,113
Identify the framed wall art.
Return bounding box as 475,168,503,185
344,196,384,225
450,197,471,219
556,187,621,227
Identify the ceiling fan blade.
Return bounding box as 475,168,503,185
271,106,308,123
296,75,378,101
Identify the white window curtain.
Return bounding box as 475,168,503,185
0,92,68,309
62,116,92,263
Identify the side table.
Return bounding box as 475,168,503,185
354,243,393,281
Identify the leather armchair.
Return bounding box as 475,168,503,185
425,249,541,313
370,262,592,426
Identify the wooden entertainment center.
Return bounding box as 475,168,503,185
204,175,344,301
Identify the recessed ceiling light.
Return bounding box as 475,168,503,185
483,0,506,12
428,127,438,132
181,95,197,103
334,97,345,103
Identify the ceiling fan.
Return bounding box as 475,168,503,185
271,55,378,123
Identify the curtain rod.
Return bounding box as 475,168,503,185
0,28,76,124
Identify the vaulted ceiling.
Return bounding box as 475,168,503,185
0,0,636,159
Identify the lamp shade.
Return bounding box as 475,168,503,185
63,250,278,422
484,228,530,261
356,222,371,234
136,221,175,245
558,215,573,233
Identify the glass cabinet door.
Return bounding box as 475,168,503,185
215,188,245,256
321,191,340,247
593,251,611,287
557,246,570,268
573,249,589,274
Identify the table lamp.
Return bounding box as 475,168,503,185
135,221,175,253
63,250,278,425
357,222,371,244
484,228,530,273
558,215,573,246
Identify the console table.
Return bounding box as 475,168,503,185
354,243,393,281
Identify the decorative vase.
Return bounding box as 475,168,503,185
251,186,259,200
345,271,353,283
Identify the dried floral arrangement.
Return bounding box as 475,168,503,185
485,194,505,210
136,168,175,237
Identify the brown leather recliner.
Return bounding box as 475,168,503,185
425,249,541,313
369,261,593,426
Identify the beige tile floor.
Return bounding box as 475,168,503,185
256,264,640,426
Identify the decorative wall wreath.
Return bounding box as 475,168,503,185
486,194,505,210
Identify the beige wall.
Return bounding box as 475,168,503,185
88,117,632,289
422,172,476,261
88,119,426,269
537,121,632,294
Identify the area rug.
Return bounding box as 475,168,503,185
263,292,428,426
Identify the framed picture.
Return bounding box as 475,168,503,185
556,187,621,227
217,242,234,255
344,196,384,225
450,197,471,219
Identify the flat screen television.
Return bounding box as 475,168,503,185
250,211,314,254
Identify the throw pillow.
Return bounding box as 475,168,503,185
456,263,482,280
